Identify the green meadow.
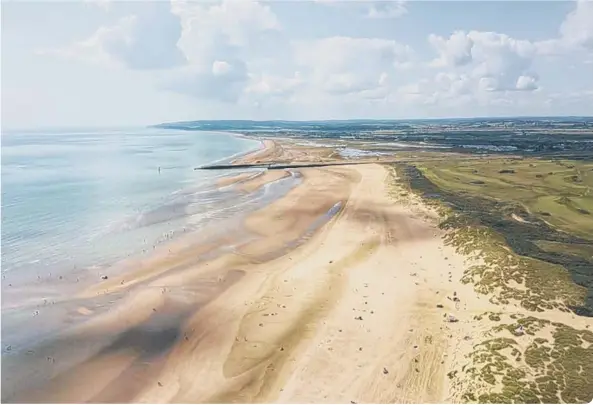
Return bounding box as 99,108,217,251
392,156,593,403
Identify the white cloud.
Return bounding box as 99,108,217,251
427,30,539,94
39,3,185,70
470,31,537,91
84,0,111,12
535,0,593,56
38,16,136,68
294,36,411,70
400,0,591,112
394,72,475,107
516,75,539,91
159,0,282,101
393,72,547,117
38,0,281,103
40,0,280,102
293,36,412,97
314,0,370,4
367,1,407,19
322,73,376,95
162,60,248,102
33,0,592,118
314,0,408,21
429,31,474,67
245,72,304,99
423,0,593,105
435,72,473,96
171,0,280,56
212,60,232,76
559,0,593,50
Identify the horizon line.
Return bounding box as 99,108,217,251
3,115,592,133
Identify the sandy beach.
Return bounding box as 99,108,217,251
3,138,591,403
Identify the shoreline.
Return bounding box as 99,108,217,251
1,130,262,281
204,131,266,167
1,132,271,283
3,136,591,403
1,137,293,370
1,138,467,403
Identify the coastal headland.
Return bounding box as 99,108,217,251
3,127,593,403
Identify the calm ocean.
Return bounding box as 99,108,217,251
1,127,262,292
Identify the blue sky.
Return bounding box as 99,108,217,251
2,0,592,129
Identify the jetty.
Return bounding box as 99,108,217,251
195,161,385,171
194,154,508,171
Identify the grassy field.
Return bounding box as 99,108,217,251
417,158,593,239
534,240,593,262
394,157,593,315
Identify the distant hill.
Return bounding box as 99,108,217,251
152,117,593,132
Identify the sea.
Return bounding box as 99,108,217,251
1,127,290,307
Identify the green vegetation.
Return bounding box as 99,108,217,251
535,241,593,262
417,158,593,239
463,317,593,404
390,157,593,403
393,158,593,316
474,311,503,322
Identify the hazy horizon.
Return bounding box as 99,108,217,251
3,115,593,132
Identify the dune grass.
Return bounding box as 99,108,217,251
462,316,593,404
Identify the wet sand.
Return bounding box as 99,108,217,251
2,138,488,403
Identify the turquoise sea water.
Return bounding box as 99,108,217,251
1,127,260,291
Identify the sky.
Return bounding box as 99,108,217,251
2,0,593,129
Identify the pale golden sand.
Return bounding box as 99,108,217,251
216,172,254,188
232,139,283,165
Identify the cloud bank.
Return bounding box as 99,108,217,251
41,0,593,118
